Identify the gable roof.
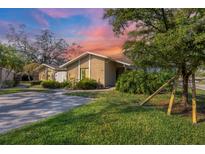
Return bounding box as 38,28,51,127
60,51,132,68
34,63,58,71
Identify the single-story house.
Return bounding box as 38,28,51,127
60,52,132,87
0,67,15,81
34,52,133,87
34,64,67,82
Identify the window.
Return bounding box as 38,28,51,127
80,68,89,80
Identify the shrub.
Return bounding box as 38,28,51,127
116,70,175,94
41,80,61,89
30,80,42,86
61,81,72,88
1,80,17,88
75,78,98,90
41,80,72,89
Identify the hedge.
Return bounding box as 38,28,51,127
116,70,175,94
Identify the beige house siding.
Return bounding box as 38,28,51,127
80,55,89,69
67,61,78,82
90,55,105,86
48,68,55,80
38,67,55,80
63,53,130,87
105,60,116,87
66,55,106,86
39,69,45,80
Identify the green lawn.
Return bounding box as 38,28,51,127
0,89,205,144
0,87,49,95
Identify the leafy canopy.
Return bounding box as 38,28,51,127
0,43,24,72
6,25,69,65
104,9,205,75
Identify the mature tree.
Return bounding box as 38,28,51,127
0,43,24,71
23,63,40,81
104,9,205,108
0,43,25,87
7,25,69,65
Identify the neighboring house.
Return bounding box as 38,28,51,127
60,52,132,87
0,67,15,81
34,64,67,82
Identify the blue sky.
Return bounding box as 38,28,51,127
0,8,128,56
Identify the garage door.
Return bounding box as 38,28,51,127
55,71,67,82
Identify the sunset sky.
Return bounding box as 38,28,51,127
0,8,131,58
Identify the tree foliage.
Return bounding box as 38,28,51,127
7,25,69,65
104,9,205,70
116,70,174,94
104,8,205,107
0,43,25,87
0,43,24,72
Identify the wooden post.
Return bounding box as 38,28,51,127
192,73,197,124
167,79,177,115
140,75,177,106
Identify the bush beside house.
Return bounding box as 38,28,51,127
116,70,174,94
30,81,42,86
41,79,98,90
41,80,71,89
75,79,98,90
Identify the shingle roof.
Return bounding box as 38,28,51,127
34,63,66,71
109,53,133,65
60,51,132,68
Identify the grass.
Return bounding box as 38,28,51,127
0,89,205,144
198,80,205,84
0,87,49,95
65,91,110,98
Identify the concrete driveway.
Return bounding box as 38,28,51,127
0,91,90,134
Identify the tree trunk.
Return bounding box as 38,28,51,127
181,74,189,109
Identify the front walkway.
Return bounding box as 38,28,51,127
0,91,90,134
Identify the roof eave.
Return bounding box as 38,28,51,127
60,51,132,68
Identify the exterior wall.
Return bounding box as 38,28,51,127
0,67,14,81
67,61,78,82
33,71,39,80
38,68,47,80
80,55,89,69
64,54,128,87
105,60,117,87
38,67,55,80
47,68,55,80
90,55,105,86
66,55,106,86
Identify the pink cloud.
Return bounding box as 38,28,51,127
75,22,133,52
38,9,74,18
78,25,110,38
32,13,49,28
38,8,103,19
37,9,137,59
